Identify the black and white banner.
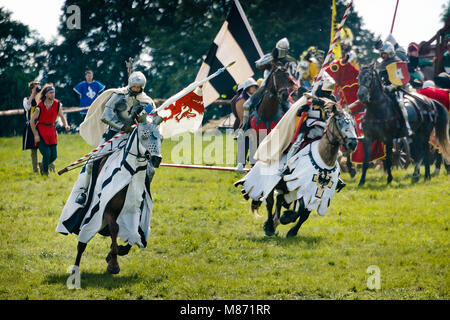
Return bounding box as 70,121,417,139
195,0,263,107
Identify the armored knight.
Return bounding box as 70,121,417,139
101,71,156,140
284,73,336,168
241,38,296,128
377,38,413,137
75,71,157,205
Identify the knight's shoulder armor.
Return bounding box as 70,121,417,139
255,53,274,69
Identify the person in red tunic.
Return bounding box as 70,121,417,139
417,82,450,112
30,84,70,176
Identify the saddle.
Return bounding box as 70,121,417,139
403,92,438,124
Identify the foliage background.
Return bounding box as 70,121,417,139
0,0,383,135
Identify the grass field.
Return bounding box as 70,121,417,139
0,133,448,300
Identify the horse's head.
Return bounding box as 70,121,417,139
137,116,163,168
357,63,379,105
326,104,358,152
270,64,294,103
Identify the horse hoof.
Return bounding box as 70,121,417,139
280,210,299,225
286,229,298,238
263,221,275,237
387,177,393,184
349,169,356,178
357,181,365,187
107,264,120,275
412,175,419,183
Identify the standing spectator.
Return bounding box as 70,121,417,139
22,81,41,173
441,42,450,74
407,42,434,88
30,84,70,176
73,70,105,120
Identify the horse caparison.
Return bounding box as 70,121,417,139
262,104,358,238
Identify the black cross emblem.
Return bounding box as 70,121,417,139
312,170,333,198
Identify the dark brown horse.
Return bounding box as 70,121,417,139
68,118,162,276
250,64,295,135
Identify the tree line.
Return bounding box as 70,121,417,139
0,0,418,136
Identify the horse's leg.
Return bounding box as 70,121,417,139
104,208,120,274
385,139,393,184
280,200,301,225
346,153,356,178
263,190,275,236
74,241,87,269
273,192,284,230
423,137,431,181
434,153,442,176
412,137,423,183
286,200,311,238
106,244,132,263
358,138,372,187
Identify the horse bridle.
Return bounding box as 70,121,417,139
270,65,292,103
358,65,382,103
324,112,348,147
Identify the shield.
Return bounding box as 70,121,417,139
386,61,410,86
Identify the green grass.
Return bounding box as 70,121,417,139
0,133,448,300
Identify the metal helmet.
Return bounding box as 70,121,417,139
238,77,258,92
276,37,290,58
381,42,395,58
128,71,147,90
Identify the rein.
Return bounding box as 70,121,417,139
324,115,344,147
268,66,291,103
359,66,385,105
123,128,148,161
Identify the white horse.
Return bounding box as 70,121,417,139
57,116,162,274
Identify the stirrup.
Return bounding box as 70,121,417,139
75,188,88,205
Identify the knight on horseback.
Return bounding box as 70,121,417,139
378,37,413,137
282,73,347,192
242,37,296,126
75,71,157,205
284,73,337,167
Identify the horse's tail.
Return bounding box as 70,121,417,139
434,101,450,161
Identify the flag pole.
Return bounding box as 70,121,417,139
311,0,353,96
390,0,400,34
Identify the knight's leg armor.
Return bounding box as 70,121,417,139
281,132,304,174
396,91,413,136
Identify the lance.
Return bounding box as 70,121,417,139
390,0,400,34
311,0,353,96
57,126,135,175
160,163,250,172
58,61,236,175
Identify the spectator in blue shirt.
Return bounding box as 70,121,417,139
73,70,105,119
